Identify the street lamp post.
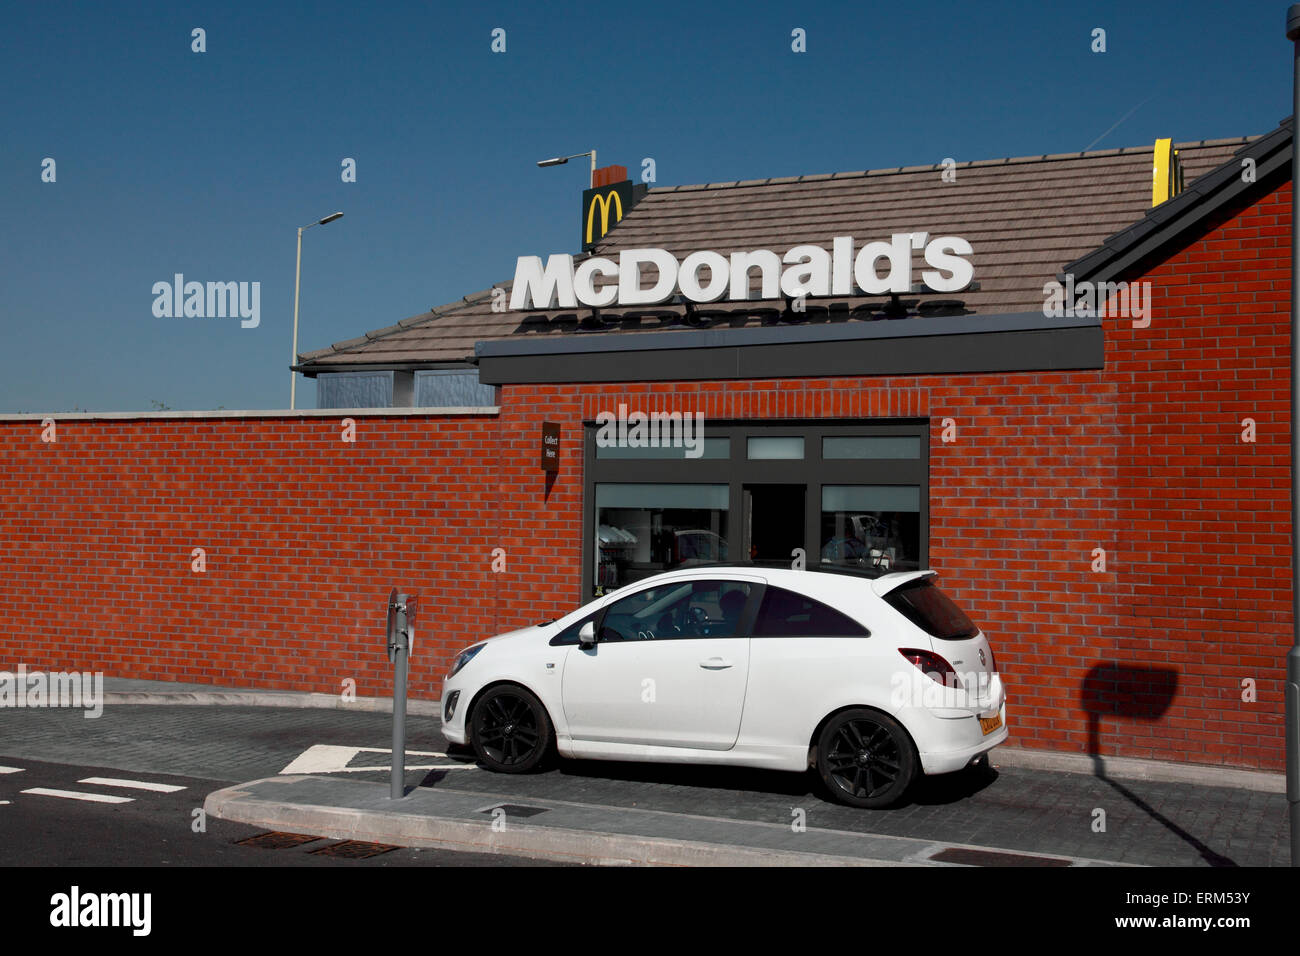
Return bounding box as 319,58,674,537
289,211,344,410
536,149,597,188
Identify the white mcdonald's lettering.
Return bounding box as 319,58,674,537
509,234,974,310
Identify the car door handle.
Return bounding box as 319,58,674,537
699,658,733,669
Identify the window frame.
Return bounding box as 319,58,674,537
583,419,929,598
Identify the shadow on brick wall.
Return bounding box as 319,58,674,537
1082,662,1234,866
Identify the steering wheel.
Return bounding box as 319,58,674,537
680,605,709,635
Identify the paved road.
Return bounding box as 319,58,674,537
0,704,1288,866
0,754,556,867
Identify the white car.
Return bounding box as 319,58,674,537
440,565,1007,808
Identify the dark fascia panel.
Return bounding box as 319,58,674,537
1061,120,1292,285
477,310,1098,358
292,360,475,378
476,312,1103,384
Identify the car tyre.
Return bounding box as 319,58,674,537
470,685,553,774
816,708,917,809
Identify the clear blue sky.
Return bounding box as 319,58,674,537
0,0,1290,412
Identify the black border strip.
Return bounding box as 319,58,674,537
480,325,1103,385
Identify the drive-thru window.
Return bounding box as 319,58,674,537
585,421,928,595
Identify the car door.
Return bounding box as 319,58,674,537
561,577,759,751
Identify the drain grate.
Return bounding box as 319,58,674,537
309,840,401,860
478,803,550,819
234,831,323,850
930,847,1072,867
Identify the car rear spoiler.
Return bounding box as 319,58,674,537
869,569,937,597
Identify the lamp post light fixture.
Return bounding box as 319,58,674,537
289,211,344,410
536,149,597,188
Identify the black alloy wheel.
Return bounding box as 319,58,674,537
816,709,917,809
470,685,552,774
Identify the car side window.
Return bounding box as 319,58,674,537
752,586,870,638
598,580,752,641
550,611,600,646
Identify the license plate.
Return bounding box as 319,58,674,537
979,712,1002,735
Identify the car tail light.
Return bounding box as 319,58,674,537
899,648,963,688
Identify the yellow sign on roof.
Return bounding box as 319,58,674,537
1152,138,1184,207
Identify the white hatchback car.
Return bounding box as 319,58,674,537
440,565,1007,808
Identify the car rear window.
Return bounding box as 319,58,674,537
884,579,978,640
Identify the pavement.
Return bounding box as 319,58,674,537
68,678,1293,866
101,677,441,716
203,773,1129,867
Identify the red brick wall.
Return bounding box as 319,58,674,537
0,414,501,702
0,182,1290,772
1107,182,1292,769
487,183,1292,772
495,374,1124,762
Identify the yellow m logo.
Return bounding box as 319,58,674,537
586,190,623,244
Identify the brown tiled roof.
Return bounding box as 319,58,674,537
298,136,1256,370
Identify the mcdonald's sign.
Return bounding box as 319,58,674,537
581,179,647,251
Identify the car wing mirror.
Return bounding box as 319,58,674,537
578,620,596,649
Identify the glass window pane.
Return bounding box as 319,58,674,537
595,484,729,593
316,371,393,409
599,580,751,641
596,484,728,510
821,485,919,513
820,485,921,573
752,586,870,638
823,436,921,459
747,437,805,460
414,369,497,407
884,579,978,640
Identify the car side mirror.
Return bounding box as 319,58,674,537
578,620,596,649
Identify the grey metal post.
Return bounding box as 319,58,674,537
390,593,410,800
1287,2,1300,868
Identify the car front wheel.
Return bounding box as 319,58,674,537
470,685,552,773
816,709,917,809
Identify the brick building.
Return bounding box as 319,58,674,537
0,120,1292,773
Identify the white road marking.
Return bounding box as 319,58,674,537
79,777,186,793
21,788,133,804
0,766,25,774
280,744,477,775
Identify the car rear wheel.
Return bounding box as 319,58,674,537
816,709,917,809
470,685,552,773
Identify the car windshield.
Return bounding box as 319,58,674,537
884,578,978,640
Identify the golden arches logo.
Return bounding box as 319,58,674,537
586,190,623,244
